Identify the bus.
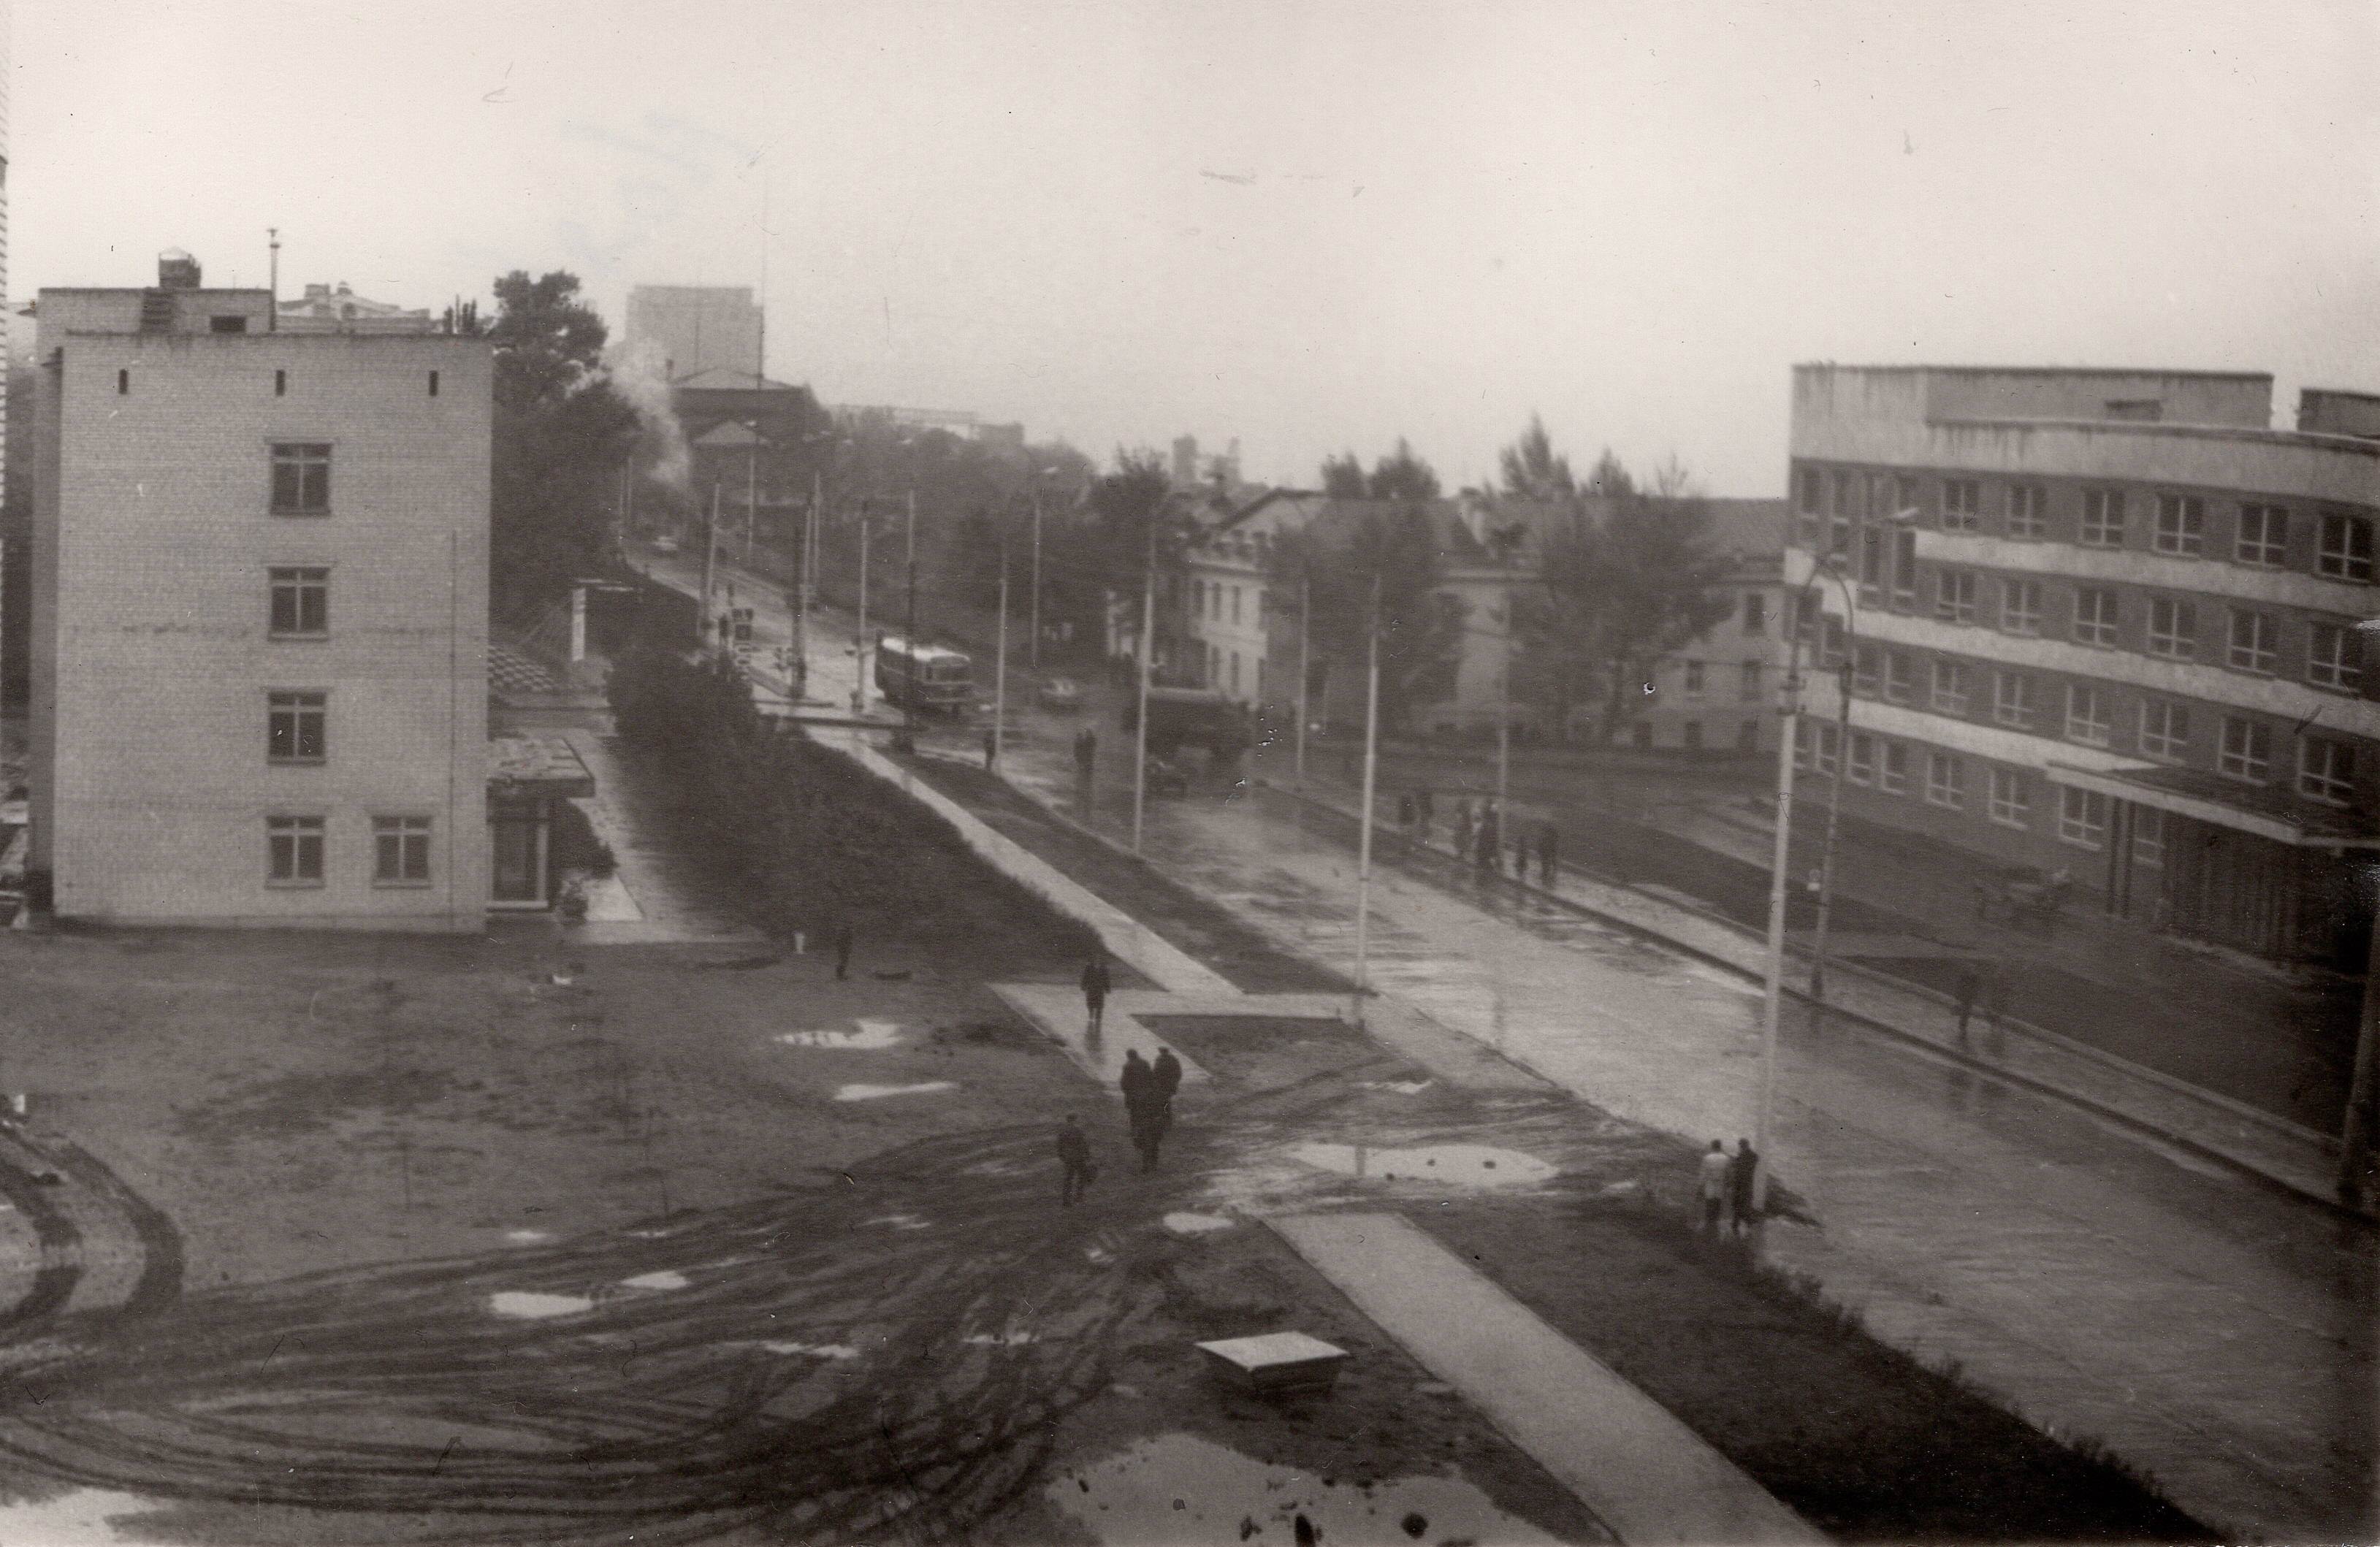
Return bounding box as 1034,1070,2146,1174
874,635,975,715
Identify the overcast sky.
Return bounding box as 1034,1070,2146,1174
13,1,2377,494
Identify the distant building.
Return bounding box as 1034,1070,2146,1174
24,251,586,929
672,369,827,547
1788,364,2378,964
626,285,761,383
1613,496,1791,755
277,280,434,334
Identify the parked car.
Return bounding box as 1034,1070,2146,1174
1143,756,1190,798
1037,676,1083,711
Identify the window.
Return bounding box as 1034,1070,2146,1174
267,690,327,764
270,443,331,515
1814,721,1839,777
1828,472,1853,557
1879,741,1910,795
1742,592,1766,633
1739,660,1763,701
2300,737,2357,806
2132,808,2165,868
1229,652,1241,692
2140,700,2190,761
209,315,248,334
2074,587,2119,647
1847,731,1877,786
1231,587,1241,625
116,368,129,395
2147,597,2195,660
2236,505,2287,567
2006,484,2047,539
1942,478,1980,532
1883,651,1915,705
2080,489,2126,548
2226,609,2277,675
1930,660,1969,714
1682,660,1706,698
1792,719,1839,775
1925,752,1966,809
428,370,440,398
2153,494,2205,556
1796,466,1823,532
2308,621,2363,692
2000,578,2041,635
1934,568,1977,624
275,368,287,398
2065,684,2110,746
1890,528,1918,608
1991,671,2036,729
2319,513,2375,581
2218,717,2271,782
268,815,325,885
1858,527,1885,603
1853,643,1880,697
1821,617,1847,669
373,816,432,885
267,567,329,637
2057,787,2108,849
1987,766,2031,828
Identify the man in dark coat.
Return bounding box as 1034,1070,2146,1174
1056,1114,1096,1206
1149,1047,1184,1160
1729,1139,1761,1234
1080,952,1112,1037
1119,1049,1157,1170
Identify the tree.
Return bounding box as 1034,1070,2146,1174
1583,448,1636,500
486,271,640,613
1288,502,1466,737
1500,414,1576,503
1088,451,1184,671
1517,455,1732,742
1320,451,1368,497
1365,438,1441,502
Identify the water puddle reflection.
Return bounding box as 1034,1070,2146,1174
1292,1143,1555,1189
1048,1432,1563,1546
761,1340,861,1360
489,1291,593,1320
1164,1212,1236,1235
834,1082,958,1101
619,1269,689,1291
778,1019,907,1050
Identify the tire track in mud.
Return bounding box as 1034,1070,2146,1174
0,1133,80,1333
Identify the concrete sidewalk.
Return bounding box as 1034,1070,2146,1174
1274,1212,1825,1547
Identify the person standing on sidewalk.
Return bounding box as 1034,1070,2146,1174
1080,952,1111,1038
831,917,856,982
1056,1114,1098,1207
1698,1139,1731,1232
1728,1139,1761,1235
1150,1047,1184,1163
1120,1050,1158,1170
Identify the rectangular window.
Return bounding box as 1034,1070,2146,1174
1934,568,1977,624
2147,597,2195,660
2300,737,2357,806
1853,643,1880,697
2319,513,2375,581
1230,587,1241,625
274,368,287,397
2073,587,2118,647
1890,528,1917,608
1795,467,1823,545
428,370,440,397
2132,807,2165,868
2235,504,2287,568
1739,660,1763,701
267,815,325,885
1742,592,1766,633
1828,472,1854,557
1991,671,2035,729
1858,527,1885,603
2080,489,2126,548
267,690,327,764
2064,684,2110,746
1878,741,1910,795
1884,651,1915,705
1925,752,1966,809
1987,766,2031,828
373,816,433,885
2140,700,2190,761
210,315,248,335
2153,494,2205,556
1682,660,1706,698
267,566,329,638
1821,616,1848,669
2006,484,2047,539
1942,478,1980,532
2226,609,2277,675
270,443,331,515
2308,621,2363,692
2000,578,2041,635
1813,721,1839,777
2218,717,2272,782
2057,787,2108,849
1847,731,1877,786
1930,660,1969,714
1793,717,1812,771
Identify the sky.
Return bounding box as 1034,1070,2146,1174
12,1,2377,495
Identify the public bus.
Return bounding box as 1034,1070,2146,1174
874,635,975,716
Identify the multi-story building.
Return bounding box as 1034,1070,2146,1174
625,285,761,384
1787,364,2378,964
23,253,560,930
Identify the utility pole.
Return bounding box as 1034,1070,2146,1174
1132,519,1156,853
1809,651,1855,1012
1754,600,1810,1210
993,533,1010,771
1029,479,1045,673
701,482,721,644
853,509,871,716
744,429,758,565
267,227,281,330
1496,580,1513,852
1294,568,1311,789
900,491,920,754
1351,573,1382,1027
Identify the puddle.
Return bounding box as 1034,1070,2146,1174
489,1291,595,1320
1291,1143,1556,1189
864,1213,931,1231
762,1340,860,1360
1048,1432,1563,1546
1164,1212,1236,1235
964,1329,1040,1347
620,1270,689,1291
504,1229,553,1245
834,1082,958,1101
1360,1079,1433,1096
0,1488,171,1544
778,1019,907,1050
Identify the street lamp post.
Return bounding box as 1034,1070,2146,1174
1294,568,1311,789
1132,519,1156,854
898,490,919,755
1807,578,1860,1013
1351,574,1382,1026
1029,473,1048,674
853,508,871,716
993,532,1010,771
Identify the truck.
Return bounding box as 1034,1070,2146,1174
1120,685,1254,767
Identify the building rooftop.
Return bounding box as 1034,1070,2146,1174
673,367,805,392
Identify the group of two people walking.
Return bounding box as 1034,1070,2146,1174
1698,1137,1762,1235
1057,952,1182,1205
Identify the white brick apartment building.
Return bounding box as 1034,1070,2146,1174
26,263,509,930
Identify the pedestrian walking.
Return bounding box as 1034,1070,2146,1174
1056,1114,1098,1206
1150,1047,1184,1162
1536,822,1559,887
1728,1139,1761,1234
831,918,855,981
1080,952,1112,1038
983,726,998,771
1121,1049,1158,1170
1698,1139,1731,1232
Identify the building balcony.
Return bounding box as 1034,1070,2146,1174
1910,529,2376,617
1798,671,2150,779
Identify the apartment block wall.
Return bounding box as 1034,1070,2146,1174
31,329,490,929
